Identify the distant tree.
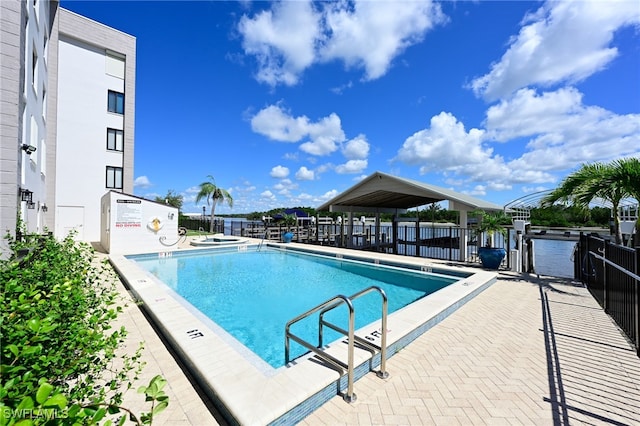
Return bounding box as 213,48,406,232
195,175,233,233
589,207,611,227
425,203,442,222
541,161,634,244
155,190,183,211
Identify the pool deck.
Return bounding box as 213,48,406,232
108,238,640,425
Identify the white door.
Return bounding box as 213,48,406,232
56,206,85,240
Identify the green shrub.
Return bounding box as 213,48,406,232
1,231,167,425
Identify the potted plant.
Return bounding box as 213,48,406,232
473,210,509,269
279,213,297,243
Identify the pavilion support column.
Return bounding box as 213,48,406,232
459,210,468,262
347,211,353,248
415,219,421,257
392,216,398,254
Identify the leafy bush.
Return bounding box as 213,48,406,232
0,231,167,424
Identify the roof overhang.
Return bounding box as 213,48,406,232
317,171,504,213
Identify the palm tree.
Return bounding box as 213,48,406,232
610,157,640,202
472,210,509,247
610,157,640,242
195,175,233,233
541,161,635,244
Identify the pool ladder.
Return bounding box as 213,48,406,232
284,286,388,403
257,229,268,251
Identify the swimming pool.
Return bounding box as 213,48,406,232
129,248,459,367
110,242,497,425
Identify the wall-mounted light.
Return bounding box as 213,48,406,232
20,189,33,203
21,144,37,155
27,201,35,209
168,212,175,220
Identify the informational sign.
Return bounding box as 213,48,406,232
115,199,142,228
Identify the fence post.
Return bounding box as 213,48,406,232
506,228,511,270
603,239,608,312
575,232,583,280
636,245,639,357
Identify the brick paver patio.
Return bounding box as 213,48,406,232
302,272,640,426
112,253,640,425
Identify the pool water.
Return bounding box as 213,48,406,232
130,248,458,368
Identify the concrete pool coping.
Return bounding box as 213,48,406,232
109,242,497,425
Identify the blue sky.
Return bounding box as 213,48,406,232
61,0,640,214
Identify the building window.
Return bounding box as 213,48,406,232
107,128,123,151
107,90,124,114
106,166,123,189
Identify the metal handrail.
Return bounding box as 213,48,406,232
257,229,268,251
319,286,389,379
589,250,640,282
285,294,357,402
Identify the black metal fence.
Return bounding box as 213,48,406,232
575,233,640,357
218,219,509,267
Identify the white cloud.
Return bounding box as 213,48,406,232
252,105,309,142
283,152,299,161
273,178,297,192
238,0,447,86
320,0,447,81
484,87,585,142
330,80,353,95
335,159,368,174
260,190,276,201
134,176,152,188
299,113,345,156
487,182,513,191
252,105,346,156
342,134,369,160
395,111,488,172
522,186,549,193
395,111,557,188
471,0,640,101
295,166,315,180
270,165,289,178
315,163,332,175
469,185,486,196
320,189,339,201
485,87,640,171
397,86,640,192
238,1,320,86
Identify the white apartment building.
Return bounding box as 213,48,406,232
1,0,54,255
0,1,135,257
48,8,135,242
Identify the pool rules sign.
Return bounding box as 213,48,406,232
115,199,142,229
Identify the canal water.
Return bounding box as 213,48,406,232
530,239,577,279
